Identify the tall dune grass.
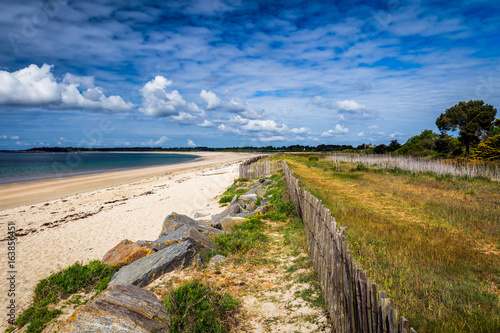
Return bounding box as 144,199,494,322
329,153,500,180
283,154,500,333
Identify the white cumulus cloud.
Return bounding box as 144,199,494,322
155,136,170,145
187,139,197,147
258,136,285,142
199,120,214,127
1,135,20,140
172,112,198,124
142,136,170,146
321,124,349,137
224,97,263,119
312,96,327,105
336,100,367,112
291,127,311,134
139,76,201,117
390,132,404,138
0,64,59,106
200,90,221,110
241,119,288,133
60,75,133,111
226,97,246,112
0,64,132,111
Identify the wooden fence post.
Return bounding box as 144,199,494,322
279,159,416,333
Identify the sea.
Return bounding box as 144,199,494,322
0,152,201,185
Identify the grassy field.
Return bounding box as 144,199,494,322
279,154,499,333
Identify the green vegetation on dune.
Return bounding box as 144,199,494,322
12,261,117,333
214,216,269,257
282,154,500,333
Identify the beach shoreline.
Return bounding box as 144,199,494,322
0,151,252,211
0,151,256,328
0,151,204,186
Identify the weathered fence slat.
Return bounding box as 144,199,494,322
400,317,409,333
239,156,281,179
388,307,398,333
279,160,417,333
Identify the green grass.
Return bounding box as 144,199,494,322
218,195,234,204
12,261,117,333
164,281,240,333
283,154,500,333
214,216,269,257
263,173,297,220
218,178,249,206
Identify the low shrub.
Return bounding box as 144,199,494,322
218,195,233,204
349,163,369,172
164,281,240,333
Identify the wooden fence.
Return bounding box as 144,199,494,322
239,156,281,179
281,160,417,333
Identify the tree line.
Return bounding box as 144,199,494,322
376,100,499,160
7,100,499,160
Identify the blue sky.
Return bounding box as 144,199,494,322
0,0,499,149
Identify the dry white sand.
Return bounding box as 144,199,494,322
0,152,255,328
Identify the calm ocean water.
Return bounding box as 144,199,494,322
0,152,200,184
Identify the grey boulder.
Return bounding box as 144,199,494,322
59,284,169,332
239,193,257,203
243,186,266,196
211,202,241,223
152,225,217,253
158,212,200,237
108,241,196,288
159,212,223,239
233,211,254,218
209,254,226,265
254,205,271,215
218,216,249,232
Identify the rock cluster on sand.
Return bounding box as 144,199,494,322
108,213,222,288
210,177,273,231
61,177,274,332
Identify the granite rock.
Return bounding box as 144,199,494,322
101,240,153,268
254,205,271,215
158,212,200,237
218,216,250,232
211,202,241,223
239,193,257,203
243,186,266,196
208,254,226,265
59,284,169,332
152,225,217,253
108,241,196,288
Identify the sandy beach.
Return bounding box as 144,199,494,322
0,152,255,328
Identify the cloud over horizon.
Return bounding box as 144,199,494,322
0,64,132,112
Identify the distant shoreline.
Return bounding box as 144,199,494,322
0,152,255,211
0,152,203,186
0,151,202,186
